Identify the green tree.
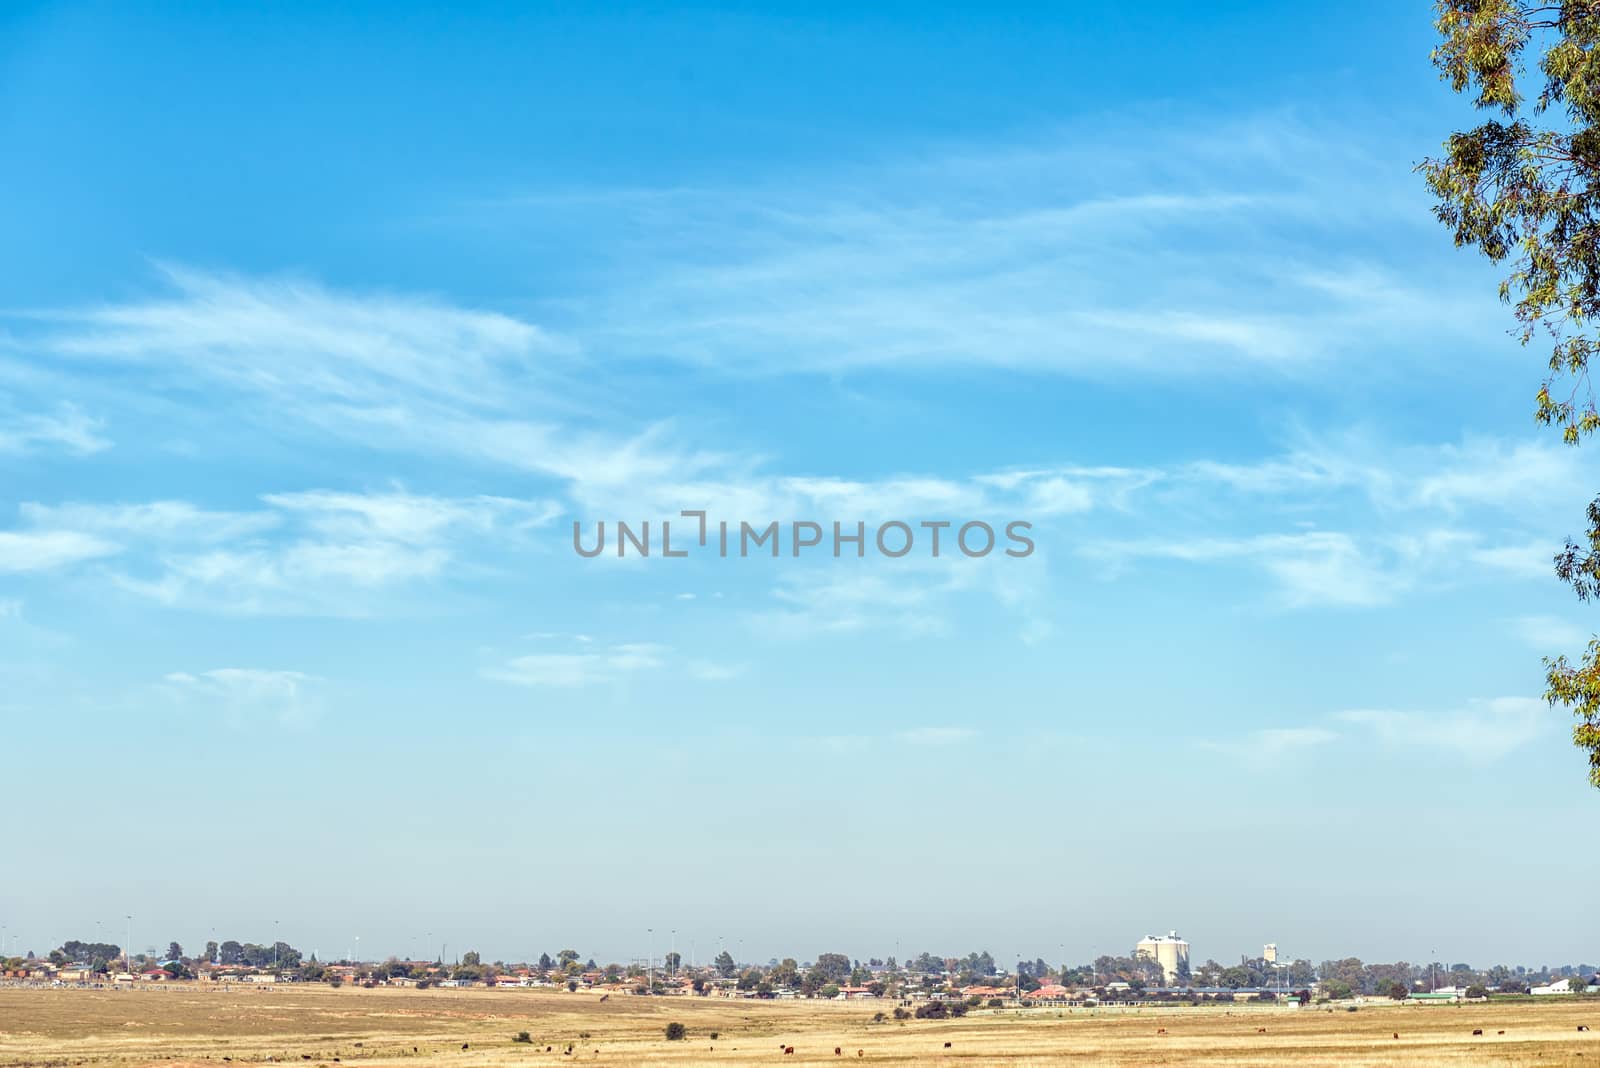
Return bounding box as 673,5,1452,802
664,951,681,975
166,942,183,962
814,953,852,982
714,950,736,978
664,1022,686,1041
461,951,480,967
1423,0,1600,784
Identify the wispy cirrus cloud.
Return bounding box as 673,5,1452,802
14,490,560,614
0,403,109,456
164,667,322,727
1199,726,1338,767
42,263,564,409
0,529,118,573
470,116,1494,379
483,634,743,688
484,649,657,688
1336,697,1553,764
897,726,979,746
1510,615,1592,651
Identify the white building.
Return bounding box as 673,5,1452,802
1531,978,1572,996
1262,944,1277,964
1134,931,1190,985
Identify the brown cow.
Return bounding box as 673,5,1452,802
784,1047,795,1055
1472,1029,1483,1036
835,1048,842,1056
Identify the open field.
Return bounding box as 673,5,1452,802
1,985,1597,1068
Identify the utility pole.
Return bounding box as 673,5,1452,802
126,916,133,974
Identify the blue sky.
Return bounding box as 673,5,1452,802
1,1,1596,970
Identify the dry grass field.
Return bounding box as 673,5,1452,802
1,984,1596,1068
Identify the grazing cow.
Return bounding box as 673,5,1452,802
784,1046,795,1055
1156,1028,1167,1036
1472,1029,1483,1036
1498,1031,1505,1035
461,1044,469,1050
1581,1026,1592,1032
835,1048,842,1056
302,1056,312,1060
943,1042,952,1048
858,1052,864,1058
1393,1033,1399,1040
1257,1028,1267,1034
599,994,609,1002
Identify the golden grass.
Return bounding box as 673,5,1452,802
0,984,1596,1067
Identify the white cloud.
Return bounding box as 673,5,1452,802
1083,531,1393,607
484,642,668,688
0,404,109,456
46,263,563,410
0,529,118,573
1200,726,1338,767
1336,697,1553,763
477,117,1493,379
18,490,559,615
261,490,560,544
164,667,321,727
1511,615,1592,651
686,659,742,681
20,500,276,543
897,726,978,746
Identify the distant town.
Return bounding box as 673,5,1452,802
5,929,1597,1006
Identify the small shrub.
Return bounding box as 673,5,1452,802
871,1012,886,1023
577,1032,590,1040
512,1032,531,1044
664,1022,687,1041
987,998,1003,1009
708,1032,719,1040
892,1007,910,1020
